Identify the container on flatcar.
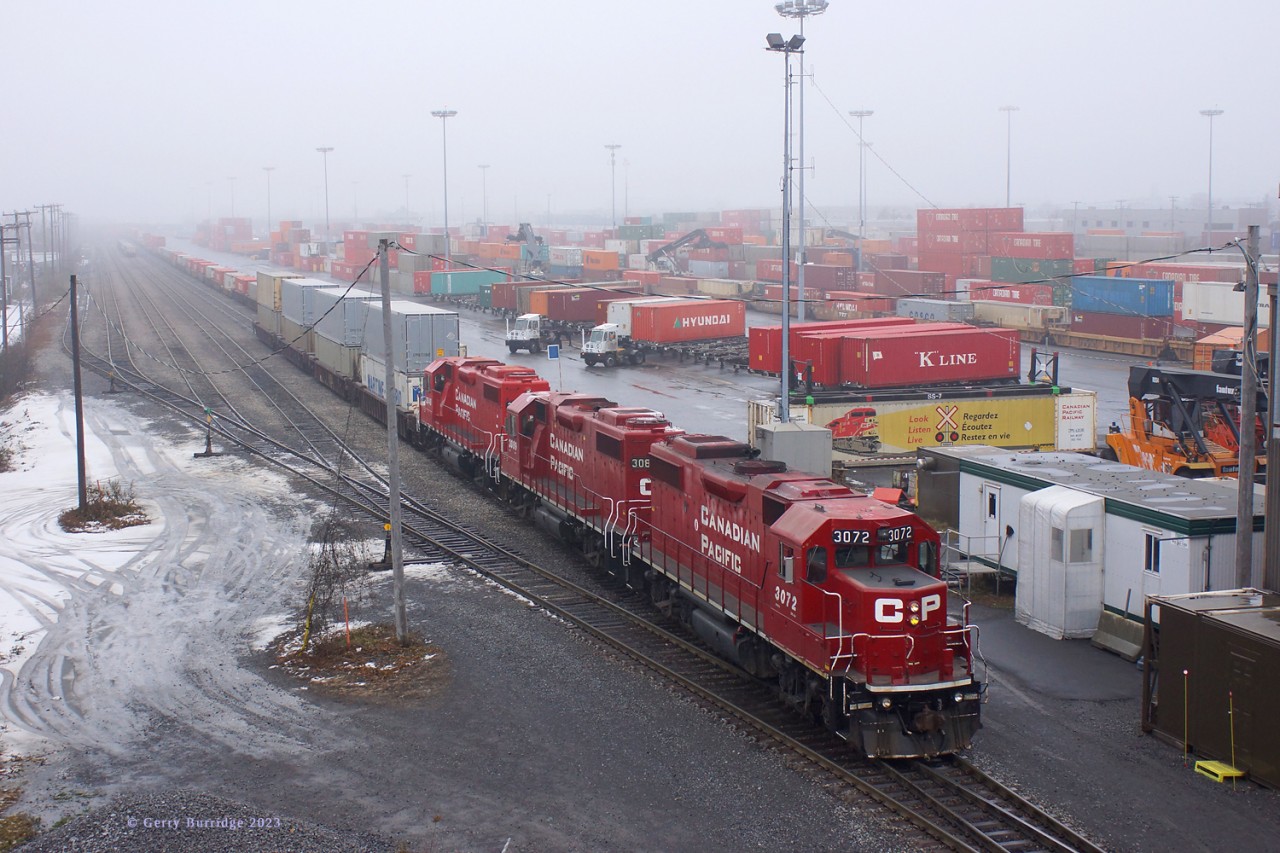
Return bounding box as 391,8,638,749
896,298,975,323
1071,276,1176,316
839,326,1019,388
624,299,746,344
360,300,460,374
361,352,425,410
747,317,916,374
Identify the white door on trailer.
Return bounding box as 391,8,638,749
981,482,1003,560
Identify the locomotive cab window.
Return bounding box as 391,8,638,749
483,384,500,403
834,545,869,569
505,413,516,440
805,547,827,583
877,543,909,565
918,540,938,576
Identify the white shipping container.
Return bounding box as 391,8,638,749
604,239,639,256
360,353,425,411
971,301,1067,331
627,254,648,270
1179,280,1271,328
954,278,988,303
549,246,584,267
604,297,682,336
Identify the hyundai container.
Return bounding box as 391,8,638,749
611,298,746,344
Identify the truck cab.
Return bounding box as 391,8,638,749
506,313,548,354
583,323,625,367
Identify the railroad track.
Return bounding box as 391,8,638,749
67,248,1104,853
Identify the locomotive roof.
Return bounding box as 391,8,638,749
773,494,919,544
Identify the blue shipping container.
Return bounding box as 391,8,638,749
430,268,510,296
1071,276,1174,316
548,265,583,280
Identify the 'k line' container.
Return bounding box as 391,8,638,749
838,327,1020,388
359,300,460,374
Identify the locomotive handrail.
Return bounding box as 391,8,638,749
849,632,916,669
811,585,853,673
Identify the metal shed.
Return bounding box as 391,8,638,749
1142,589,1280,789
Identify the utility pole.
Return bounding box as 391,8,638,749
70,274,88,510
377,240,409,643
0,223,9,357
1236,225,1260,588
1266,214,1280,589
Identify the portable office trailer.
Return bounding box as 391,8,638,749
916,446,1264,645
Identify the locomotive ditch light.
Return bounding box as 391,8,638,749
954,692,964,704
879,697,892,710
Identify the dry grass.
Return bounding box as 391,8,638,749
0,786,38,852
0,444,11,474
58,479,148,532
275,623,447,704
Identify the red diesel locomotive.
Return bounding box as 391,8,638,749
418,356,983,758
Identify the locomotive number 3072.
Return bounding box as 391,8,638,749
774,587,797,613
832,529,870,545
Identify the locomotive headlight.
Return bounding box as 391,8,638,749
909,601,920,613
909,616,920,626
879,697,892,710
953,692,964,705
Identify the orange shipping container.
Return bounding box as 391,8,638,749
498,242,522,261
583,249,620,270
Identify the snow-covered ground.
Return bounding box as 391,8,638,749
0,391,320,755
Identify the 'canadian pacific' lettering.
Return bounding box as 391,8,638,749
549,434,584,462
698,505,759,574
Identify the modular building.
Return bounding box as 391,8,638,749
915,446,1264,651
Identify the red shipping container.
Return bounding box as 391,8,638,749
921,231,990,254
1070,311,1180,340
866,252,909,270
823,292,899,314
893,236,919,254
748,318,916,374
628,299,746,344
986,208,1024,232
1073,258,1096,275
988,232,1074,260
974,282,1053,305
918,209,989,233
704,226,744,244
839,327,1019,388
873,268,947,297
755,258,797,282
541,286,634,323
490,281,520,311
688,247,731,262
622,269,662,286
917,252,966,278
801,264,856,292
791,331,849,386
1121,262,1241,283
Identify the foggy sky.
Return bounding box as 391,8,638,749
6,1,1277,229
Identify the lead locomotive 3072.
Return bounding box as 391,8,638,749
421,356,983,758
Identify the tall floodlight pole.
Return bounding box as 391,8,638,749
998,105,1018,207
1200,109,1224,242
431,110,458,265
402,173,411,212
262,167,275,238
316,146,334,238
777,0,828,322
848,109,873,271
605,144,622,229
478,165,490,232
767,32,805,424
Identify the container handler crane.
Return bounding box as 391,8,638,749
1102,365,1267,481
